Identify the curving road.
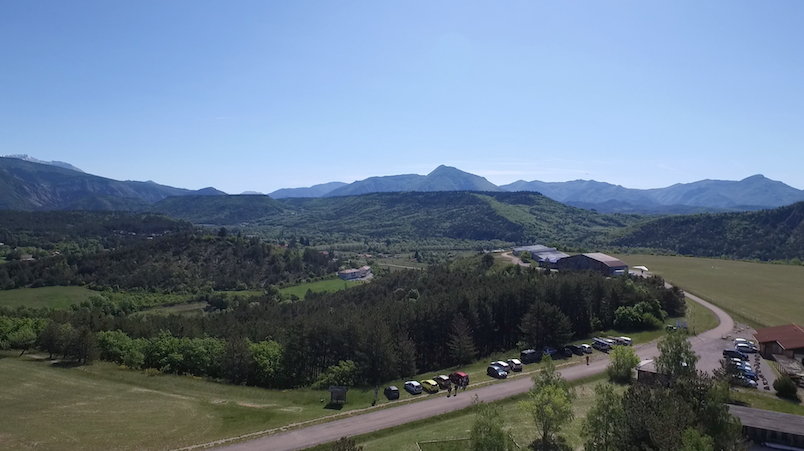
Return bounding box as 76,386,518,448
213,289,733,451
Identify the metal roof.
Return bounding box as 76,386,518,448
582,253,628,268
728,405,804,436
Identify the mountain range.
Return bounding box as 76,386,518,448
270,166,804,213
3,156,804,214
0,157,225,210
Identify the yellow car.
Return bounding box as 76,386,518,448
421,379,439,394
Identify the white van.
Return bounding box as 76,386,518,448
617,336,632,346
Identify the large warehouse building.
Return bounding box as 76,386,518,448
512,245,569,268
555,253,628,275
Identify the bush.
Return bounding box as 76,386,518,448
606,345,640,383
773,374,799,400
312,360,358,389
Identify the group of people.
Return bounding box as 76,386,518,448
446,379,466,397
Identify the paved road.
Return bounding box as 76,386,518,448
215,289,733,451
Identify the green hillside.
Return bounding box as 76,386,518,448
612,201,804,260
151,195,285,224
268,191,640,245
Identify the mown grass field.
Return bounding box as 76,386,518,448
0,286,95,309
279,278,359,299
0,351,401,451
614,254,804,328
305,374,615,451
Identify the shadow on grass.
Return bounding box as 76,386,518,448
324,403,345,411
528,436,573,451
50,360,85,369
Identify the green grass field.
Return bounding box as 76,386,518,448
0,286,96,309
614,254,804,328
0,351,411,451
280,279,359,299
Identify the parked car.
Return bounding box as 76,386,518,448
739,369,758,381
421,379,439,394
404,381,422,394
434,375,451,390
561,347,573,358
449,371,469,387
491,360,511,372
580,344,593,354
520,349,541,364
616,336,633,346
735,343,757,353
723,349,748,360
732,375,758,388
542,347,558,357
592,338,612,352
507,358,523,372
487,365,508,379
384,386,400,400
567,345,584,356
733,338,756,347
730,358,752,371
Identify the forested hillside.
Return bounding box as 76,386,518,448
612,201,804,260
0,211,192,257
0,259,684,390
0,232,337,291
152,191,641,247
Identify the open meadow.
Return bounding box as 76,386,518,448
614,254,804,327
279,278,359,299
0,286,95,309
0,351,403,451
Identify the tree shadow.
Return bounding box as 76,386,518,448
528,436,572,451
50,360,84,369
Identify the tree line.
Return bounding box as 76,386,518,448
2,258,684,390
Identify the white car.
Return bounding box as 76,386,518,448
404,381,422,395
580,344,593,354
491,361,511,372
617,336,633,346
506,358,523,372
733,338,756,347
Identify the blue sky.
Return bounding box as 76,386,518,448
2,1,803,193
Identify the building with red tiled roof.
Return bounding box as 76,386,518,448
753,324,804,359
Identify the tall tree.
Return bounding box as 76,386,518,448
520,355,575,450
330,437,362,451
470,400,515,451
519,384,574,450
655,330,698,381
448,313,477,366
582,383,624,451
606,345,640,384
8,326,37,356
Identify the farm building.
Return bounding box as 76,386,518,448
512,245,569,268
555,253,628,275
338,265,371,281
728,405,804,449
753,323,804,361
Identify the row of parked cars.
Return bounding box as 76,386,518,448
486,338,633,379
723,338,760,388
387,371,471,398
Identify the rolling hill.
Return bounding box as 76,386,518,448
270,181,347,199
611,201,804,260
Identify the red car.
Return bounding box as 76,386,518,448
449,371,469,387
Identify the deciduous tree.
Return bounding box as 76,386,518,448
582,383,624,451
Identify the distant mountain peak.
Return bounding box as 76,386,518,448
2,154,84,173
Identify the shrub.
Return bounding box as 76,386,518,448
773,374,799,400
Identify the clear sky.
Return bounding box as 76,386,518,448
2,1,803,194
